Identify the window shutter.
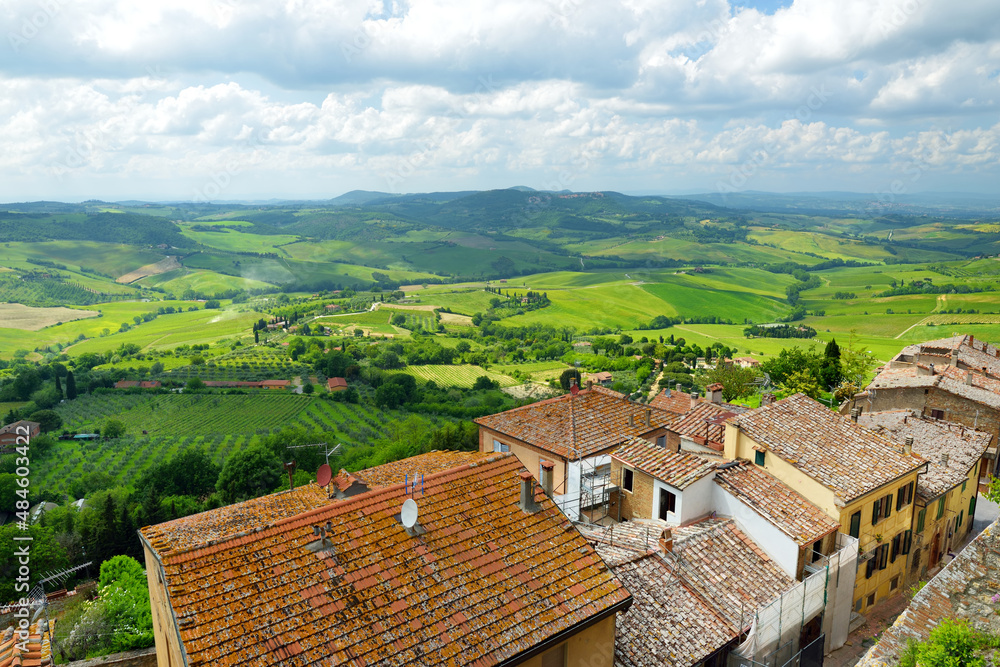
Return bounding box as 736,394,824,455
849,511,861,539
916,508,926,533
884,494,893,518
866,556,876,579
890,534,901,562
879,544,890,570
872,498,880,524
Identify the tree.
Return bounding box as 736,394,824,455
472,376,499,391
55,373,63,397
455,341,472,354
0,523,68,603
559,368,583,390
65,370,78,399
254,329,260,344
391,313,407,326
778,370,824,401
102,419,127,439
303,383,314,394
28,409,62,433
375,383,407,409
216,445,282,503
840,329,879,385
185,377,205,391
705,364,763,401
899,618,997,667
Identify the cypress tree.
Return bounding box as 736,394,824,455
65,371,77,399
55,374,63,396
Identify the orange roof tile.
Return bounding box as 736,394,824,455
0,621,53,667
734,394,926,504
329,450,493,496
475,386,678,459
714,460,840,546
141,453,632,666
648,389,696,416
671,402,739,449
611,438,716,489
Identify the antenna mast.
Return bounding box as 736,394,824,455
286,442,342,466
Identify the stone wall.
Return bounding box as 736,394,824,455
64,647,156,667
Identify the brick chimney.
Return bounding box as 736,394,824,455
540,461,554,497
644,408,652,428
940,453,949,467
850,407,861,423
518,471,540,513
762,392,775,406
903,436,913,456
690,391,699,410
706,383,723,405
659,528,674,553
628,414,635,427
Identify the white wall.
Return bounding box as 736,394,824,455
649,473,716,526
712,482,801,578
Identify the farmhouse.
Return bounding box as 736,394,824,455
0,420,40,447
852,334,1000,483
586,371,613,386
724,393,926,614
260,379,290,390
474,384,679,520
733,356,761,368
114,380,162,389
326,376,348,392
140,452,632,667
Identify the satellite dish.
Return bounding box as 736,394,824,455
401,498,419,529
317,463,332,487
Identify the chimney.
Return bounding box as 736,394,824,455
659,528,674,553
903,436,913,456
586,380,593,390
966,370,974,386
628,414,635,427
913,352,921,365
518,471,540,513
850,407,860,423
707,383,723,405
940,453,949,467
690,391,699,410
762,392,775,406
676,383,682,393
540,461,554,497
929,363,935,375
950,349,959,368
644,408,652,428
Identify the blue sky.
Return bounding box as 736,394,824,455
1,0,998,201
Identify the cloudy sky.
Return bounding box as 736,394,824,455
2,0,998,201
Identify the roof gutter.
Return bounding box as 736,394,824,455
137,531,191,667
497,595,632,666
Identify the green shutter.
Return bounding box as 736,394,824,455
970,496,977,517
937,497,946,519
916,508,926,533
755,450,765,466
849,511,861,539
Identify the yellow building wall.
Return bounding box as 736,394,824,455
724,423,919,614
142,542,186,667
479,427,568,493
911,464,981,581
517,614,617,667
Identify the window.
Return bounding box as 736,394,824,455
865,555,876,579
957,510,964,528
937,497,946,519
849,511,861,539
541,643,566,667
896,482,914,510
890,534,901,563
884,493,893,519
622,468,634,493
866,592,876,607
962,479,967,493
970,496,977,518
492,439,509,453
877,543,890,571
930,409,944,420
658,488,676,521
656,435,666,448
890,576,899,592
901,530,913,556
872,494,893,524
916,508,926,534
754,450,766,466
811,539,823,563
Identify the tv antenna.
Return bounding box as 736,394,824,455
287,442,341,466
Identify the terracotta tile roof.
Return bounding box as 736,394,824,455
611,437,716,489
714,460,840,546
671,403,739,451
0,621,54,667
330,451,492,495
648,389,695,416
143,485,332,554
203,381,263,388
141,453,632,667
261,379,291,387
857,517,1000,666
474,386,679,459
734,393,926,504
896,334,1000,377
0,421,39,437
869,361,1000,411
581,518,794,667
858,410,992,500
327,377,347,389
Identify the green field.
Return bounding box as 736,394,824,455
138,268,276,294
34,393,403,497
0,241,164,278
398,364,519,388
